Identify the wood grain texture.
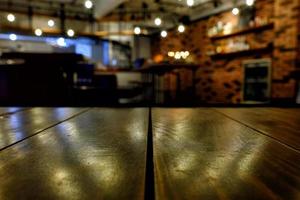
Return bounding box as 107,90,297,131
153,108,300,200
0,107,87,150
0,107,27,116
215,108,300,151
0,108,148,200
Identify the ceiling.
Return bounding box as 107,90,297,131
104,0,223,20
0,0,239,39
101,0,231,31
0,0,124,21
0,0,231,23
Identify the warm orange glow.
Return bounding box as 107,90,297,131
153,54,164,63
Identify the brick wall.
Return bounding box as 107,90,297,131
298,0,300,89
272,0,299,99
151,0,299,103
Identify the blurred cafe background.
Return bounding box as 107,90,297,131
0,0,299,106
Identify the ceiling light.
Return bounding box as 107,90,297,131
161,30,167,38
67,29,75,37
57,37,66,47
85,0,93,9
246,0,255,6
178,24,185,33
35,29,43,36
232,7,240,15
7,14,15,22
134,27,141,35
48,19,55,27
187,0,194,7
154,17,162,26
9,34,17,41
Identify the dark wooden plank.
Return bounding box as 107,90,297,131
215,108,300,151
153,108,300,200
0,108,148,200
0,107,88,150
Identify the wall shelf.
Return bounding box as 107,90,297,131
137,64,199,74
210,45,273,59
209,23,274,40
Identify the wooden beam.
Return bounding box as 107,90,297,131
0,24,146,38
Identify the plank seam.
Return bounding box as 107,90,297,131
0,108,33,117
213,109,300,154
145,107,155,200
0,108,92,152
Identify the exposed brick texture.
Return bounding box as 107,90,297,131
272,0,299,98
151,0,299,103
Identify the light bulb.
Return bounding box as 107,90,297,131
9,34,17,41
67,29,75,37
154,17,162,26
85,0,93,9
161,30,167,38
232,7,239,15
57,37,66,47
134,27,141,35
168,52,175,57
7,14,15,22
246,0,254,6
174,52,181,59
48,20,55,27
187,0,194,7
35,29,43,36
178,24,185,33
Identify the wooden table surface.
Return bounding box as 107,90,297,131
153,108,300,200
0,107,299,200
0,108,148,200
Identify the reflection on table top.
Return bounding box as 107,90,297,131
0,107,299,200
153,108,300,200
0,108,148,200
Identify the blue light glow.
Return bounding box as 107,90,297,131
0,33,109,63
102,41,110,65
75,43,92,58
